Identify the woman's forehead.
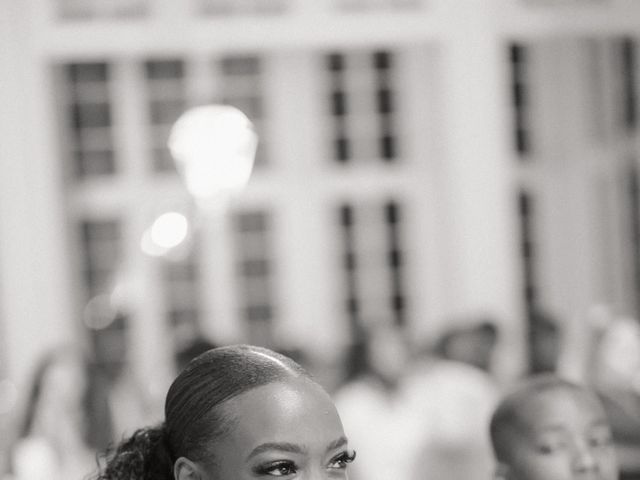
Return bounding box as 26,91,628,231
222,378,345,445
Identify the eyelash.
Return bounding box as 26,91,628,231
254,460,298,477
254,451,356,476
329,450,357,469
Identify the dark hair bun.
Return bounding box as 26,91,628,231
96,424,173,480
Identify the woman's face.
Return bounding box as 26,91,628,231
198,378,354,479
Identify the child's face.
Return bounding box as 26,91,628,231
503,388,618,480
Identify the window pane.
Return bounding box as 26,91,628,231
326,50,399,163
144,59,187,173
64,62,116,179
57,0,147,20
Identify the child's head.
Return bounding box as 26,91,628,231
489,375,618,480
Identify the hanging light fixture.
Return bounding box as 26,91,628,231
140,105,258,258
168,104,258,213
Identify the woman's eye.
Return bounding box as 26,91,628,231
328,450,357,469
255,461,297,477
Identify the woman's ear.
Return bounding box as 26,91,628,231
174,457,205,480
494,462,511,480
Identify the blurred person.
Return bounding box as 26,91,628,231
93,344,356,480
90,311,162,439
489,374,618,480
528,309,562,375
586,316,640,480
409,317,501,480
527,307,640,479
334,321,423,480
589,316,640,402
5,347,109,480
433,318,498,372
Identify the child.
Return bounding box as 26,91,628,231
489,375,618,480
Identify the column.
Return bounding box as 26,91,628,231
268,51,351,365
0,0,77,396
434,0,525,379
113,60,174,395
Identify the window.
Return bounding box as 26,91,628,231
57,0,147,20
386,202,405,325
517,190,537,315
232,210,275,345
79,219,122,299
338,200,406,333
339,204,358,329
198,0,288,16
334,0,421,11
523,0,607,5
326,50,398,163
144,60,187,172
79,219,128,386
625,158,640,318
618,37,637,132
64,63,116,179
509,43,532,157
218,56,267,166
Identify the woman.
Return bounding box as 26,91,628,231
334,322,418,480
95,345,355,480
6,347,111,480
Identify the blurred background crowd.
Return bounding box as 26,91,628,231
2,0,640,479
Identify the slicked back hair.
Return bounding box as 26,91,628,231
96,345,313,480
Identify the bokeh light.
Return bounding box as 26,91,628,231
150,212,189,250
168,104,258,210
83,294,117,330
141,211,191,258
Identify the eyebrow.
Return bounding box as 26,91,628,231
247,442,307,461
326,436,348,452
246,436,349,461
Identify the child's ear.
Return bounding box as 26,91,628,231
494,462,511,480
174,457,205,480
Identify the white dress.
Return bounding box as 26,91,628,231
406,359,500,480
335,375,428,480
9,436,95,480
